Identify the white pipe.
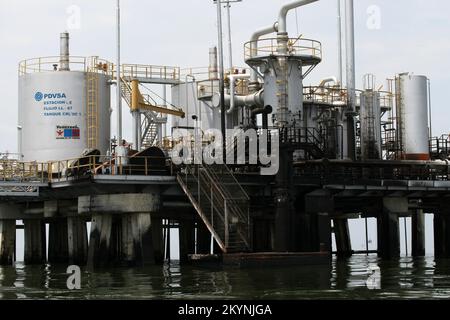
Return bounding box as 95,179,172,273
60,32,70,71
213,90,264,109
249,23,278,83
227,74,251,114
345,0,356,112
319,76,338,87
208,47,218,80
278,0,319,34
337,0,343,85
116,0,123,145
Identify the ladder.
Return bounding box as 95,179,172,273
86,59,99,149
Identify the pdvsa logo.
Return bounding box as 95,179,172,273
35,92,43,102
35,92,67,102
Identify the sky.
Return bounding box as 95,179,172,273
1,0,448,258
0,0,449,152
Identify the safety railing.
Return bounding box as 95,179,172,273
430,135,450,160
244,38,322,62
0,154,171,184
303,86,348,105
294,160,450,183
19,56,113,76
122,64,180,82
181,67,251,83
0,160,48,183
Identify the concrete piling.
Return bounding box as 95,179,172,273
377,210,400,259
121,213,155,266
48,218,69,263
0,220,16,265
434,213,450,258
412,209,426,257
196,221,211,254
67,217,88,265
24,220,46,264
179,219,195,263
333,218,352,257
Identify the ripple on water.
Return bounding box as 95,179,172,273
1,256,450,299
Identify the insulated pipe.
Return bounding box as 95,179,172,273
319,76,338,87
60,32,70,71
212,90,264,109
277,0,319,34
208,47,219,80
249,23,278,83
345,0,356,112
227,74,251,114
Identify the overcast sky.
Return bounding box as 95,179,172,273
0,0,449,153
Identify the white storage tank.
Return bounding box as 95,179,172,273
18,33,111,162
398,73,430,160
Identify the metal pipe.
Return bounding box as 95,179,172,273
319,76,338,87
337,0,343,85
249,23,278,83
428,78,433,138
213,90,264,109
226,3,234,71
277,0,319,34
345,0,356,112
216,0,226,159
60,32,70,71
116,0,123,145
208,47,219,80
227,74,251,114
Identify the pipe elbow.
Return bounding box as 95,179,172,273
277,0,320,33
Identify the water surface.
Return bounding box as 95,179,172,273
1,255,450,300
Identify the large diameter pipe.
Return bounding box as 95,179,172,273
277,0,319,34
345,0,356,160
116,0,123,145
208,47,219,80
345,0,356,112
249,23,278,83
227,74,251,114
337,0,343,86
60,32,70,71
212,90,264,109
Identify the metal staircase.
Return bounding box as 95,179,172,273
177,163,251,253
119,77,160,148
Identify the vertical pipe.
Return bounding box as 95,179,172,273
365,217,369,255
209,47,219,80
162,85,167,140
428,79,432,138
216,0,226,160
226,3,234,72
337,0,343,86
116,0,123,145
60,32,70,71
404,217,408,256
345,0,356,160
345,0,356,111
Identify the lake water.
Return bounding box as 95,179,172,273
1,255,450,300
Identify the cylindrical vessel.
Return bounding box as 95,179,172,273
360,90,382,160
18,70,111,162
398,73,429,160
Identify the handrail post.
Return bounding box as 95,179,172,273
224,199,229,248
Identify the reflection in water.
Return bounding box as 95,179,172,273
1,256,450,299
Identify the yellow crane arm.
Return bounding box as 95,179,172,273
130,79,185,118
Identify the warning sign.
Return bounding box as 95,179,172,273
56,125,80,140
